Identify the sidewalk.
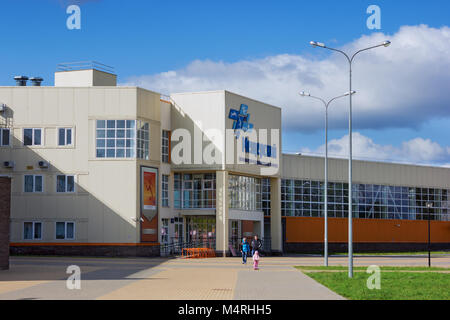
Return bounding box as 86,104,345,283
0,256,345,300
4,254,449,300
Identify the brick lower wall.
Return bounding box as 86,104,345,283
0,177,11,270
284,242,450,254
10,244,160,257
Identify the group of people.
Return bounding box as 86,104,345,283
240,235,262,270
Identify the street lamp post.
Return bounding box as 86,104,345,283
309,40,391,278
426,202,433,267
299,91,356,267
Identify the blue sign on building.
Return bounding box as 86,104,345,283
228,104,254,138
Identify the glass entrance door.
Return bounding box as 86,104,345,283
229,220,241,253
185,216,216,248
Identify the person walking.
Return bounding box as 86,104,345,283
253,250,260,270
240,237,250,264
251,235,262,256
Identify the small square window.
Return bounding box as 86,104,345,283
56,222,75,240
58,128,73,146
56,175,75,193
23,128,42,146
24,222,42,240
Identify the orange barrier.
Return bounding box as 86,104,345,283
182,248,216,259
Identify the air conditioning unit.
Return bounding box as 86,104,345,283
3,161,14,168
38,161,49,168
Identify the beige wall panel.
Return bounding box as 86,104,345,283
104,88,121,116
42,88,59,125
28,89,44,125
11,196,25,218
77,221,88,241
0,88,13,109
137,88,161,121
87,160,137,243
87,195,104,243
149,123,161,162
58,89,75,125
24,196,41,219
118,88,138,117
44,222,55,241
89,89,106,115
171,91,226,171
92,71,117,87
41,194,57,219
10,222,21,242
11,88,29,124
160,101,171,130
46,128,56,147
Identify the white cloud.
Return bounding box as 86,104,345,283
300,132,450,166
122,24,450,133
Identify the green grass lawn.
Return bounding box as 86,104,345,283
295,265,450,271
331,251,449,256
297,267,450,300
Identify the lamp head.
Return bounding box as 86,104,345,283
383,40,391,47
299,91,310,97
342,90,356,96
310,41,325,48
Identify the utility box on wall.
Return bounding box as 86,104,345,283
0,177,11,270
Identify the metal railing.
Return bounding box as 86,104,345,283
160,238,216,257
160,237,272,257
56,61,115,73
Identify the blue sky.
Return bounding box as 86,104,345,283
1,0,449,165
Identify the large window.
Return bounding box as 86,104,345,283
136,121,149,160
0,128,10,146
23,222,42,240
24,175,43,193
174,173,216,209
56,222,75,240
162,130,170,163
96,120,149,159
162,174,169,207
58,128,73,146
56,175,75,193
229,175,262,211
23,128,42,146
281,179,450,221
262,178,271,216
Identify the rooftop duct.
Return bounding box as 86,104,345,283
30,77,43,86
14,76,28,86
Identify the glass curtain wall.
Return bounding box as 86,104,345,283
281,179,450,221
228,175,262,211
174,173,216,209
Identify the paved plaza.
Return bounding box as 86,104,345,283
0,255,449,300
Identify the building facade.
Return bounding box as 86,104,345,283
0,66,449,256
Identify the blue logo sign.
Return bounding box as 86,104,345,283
228,104,254,138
